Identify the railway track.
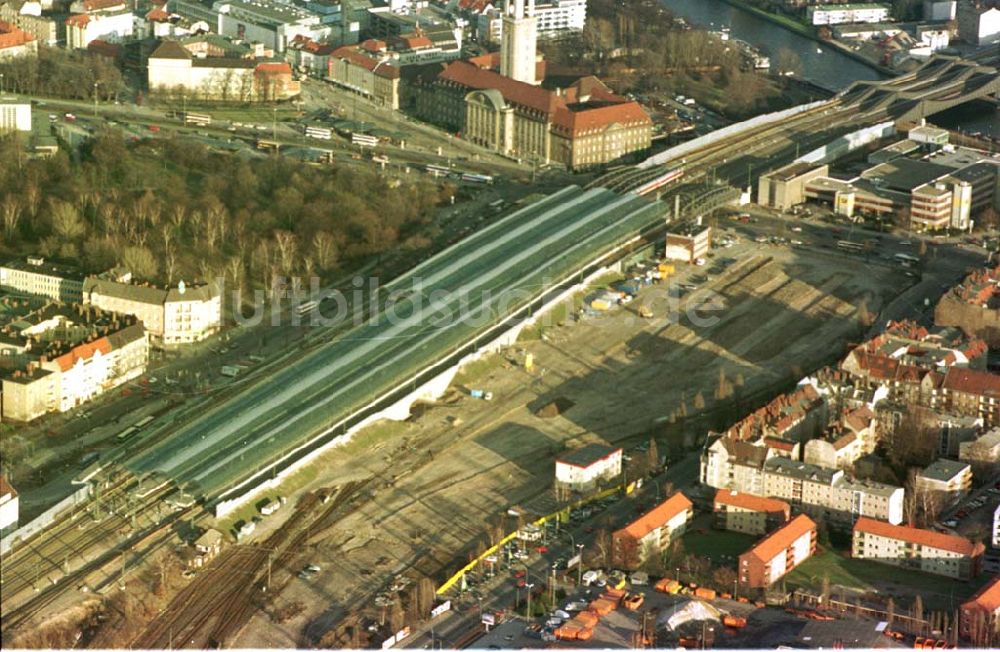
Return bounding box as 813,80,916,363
131,479,370,649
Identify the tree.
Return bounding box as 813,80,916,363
711,566,737,593
886,596,896,626
693,391,706,411
887,406,939,471
774,48,802,76
820,574,830,604
122,245,159,280
913,594,924,631
49,199,85,242
646,437,659,474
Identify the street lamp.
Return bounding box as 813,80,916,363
93,81,99,118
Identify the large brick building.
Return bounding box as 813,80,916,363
738,514,817,589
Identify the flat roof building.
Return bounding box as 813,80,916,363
915,458,972,504
664,223,711,264
554,443,622,493
0,256,85,302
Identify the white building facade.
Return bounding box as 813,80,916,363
807,3,891,25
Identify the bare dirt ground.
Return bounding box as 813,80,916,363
216,241,910,647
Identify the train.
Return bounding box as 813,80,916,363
635,168,684,196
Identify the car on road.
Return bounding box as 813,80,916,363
943,519,959,528
536,545,549,554
791,226,802,232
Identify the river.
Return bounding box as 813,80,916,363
661,0,997,136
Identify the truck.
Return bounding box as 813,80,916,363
469,389,493,400
221,365,241,377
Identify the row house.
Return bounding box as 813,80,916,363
738,514,817,589
852,516,984,580
713,490,790,536
611,492,692,570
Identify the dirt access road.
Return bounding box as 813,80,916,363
219,235,911,646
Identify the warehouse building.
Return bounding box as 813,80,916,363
554,443,622,493
852,516,984,579
611,492,692,569
756,162,829,211
738,514,816,589
713,490,790,536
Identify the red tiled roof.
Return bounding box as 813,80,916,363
552,101,651,136
397,34,433,49
763,437,796,452
82,0,125,11
832,432,857,450
54,337,112,372
65,13,90,26
0,475,16,500
0,21,34,48
359,38,386,53
743,514,816,564
255,61,291,75
942,367,1000,398
146,6,169,21
844,405,874,433
330,45,400,79
963,576,1000,613
617,492,692,540
854,517,984,556
87,39,121,57
714,490,789,515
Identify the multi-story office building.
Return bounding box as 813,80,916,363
0,256,85,302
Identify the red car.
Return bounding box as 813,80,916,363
516,579,526,588
513,570,526,578
148,125,160,132
536,546,548,554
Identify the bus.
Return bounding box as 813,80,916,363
116,426,140,443
257,139,280,152
461,173,494,184
305,125,333,140
837,240,864,253
351,133,378,148
183,112,212,126
134,415,155,429
894,253,920,263
425,164,450,177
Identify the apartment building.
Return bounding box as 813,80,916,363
957,1,1000,45
738,514,817,589
82,277,221,347
473,0,585,43
0,256,85,302
936,264,1000,349
993,502,999,548
0,302,148,421
852,516,984,579
0,475,17,537
713,490,790,536
915,458,973,504
0,19,35,57
941,367,1000,425
611,492,692,569
807,3,890,25
960,576,1000,644
65,0,134,48
0,1,59,46
326,39,401,109
762,457,904,525
554,443,622,493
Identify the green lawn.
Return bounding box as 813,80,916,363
681,527,757,564
786,548,989,609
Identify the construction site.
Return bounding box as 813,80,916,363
0,228,916,649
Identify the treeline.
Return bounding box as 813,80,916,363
0,46,125,101
0,134,452,297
